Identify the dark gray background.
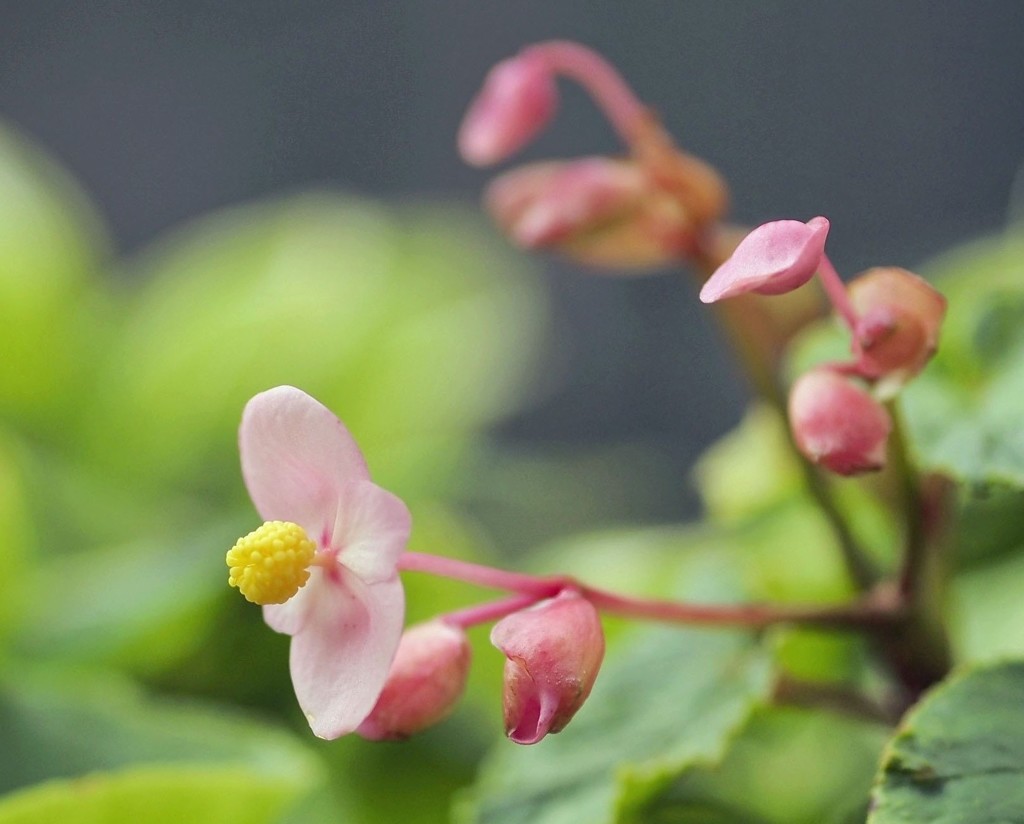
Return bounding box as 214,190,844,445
3,2,1023,514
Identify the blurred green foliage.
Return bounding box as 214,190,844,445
4,112,1024,823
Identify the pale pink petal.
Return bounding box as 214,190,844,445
262,567,323,635
240,386,370,540
700,217,830,303
289,569,405,739
332,480,412,585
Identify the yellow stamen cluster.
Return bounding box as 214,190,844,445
227,520,316,605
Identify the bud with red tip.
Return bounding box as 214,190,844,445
490,590,605,745
458,53,557,167
485,157,697,268
788,368,892,476
357,621,472,741
848,267,946,391
700,217,829,303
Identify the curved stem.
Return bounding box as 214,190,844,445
817,255,859,332
526,40,649,145
400,551,900,632
442,593,544,630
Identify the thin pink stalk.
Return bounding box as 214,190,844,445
398,551,565,597
577,584,899,631
441,593,544,630
525,40,648,145
817,255,859,331
399,551,901,632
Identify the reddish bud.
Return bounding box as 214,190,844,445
700,217,830,303
788,369,892,476
485,157,697,268
490,590,605,745
848,267,946,390
356,621,471,741
458,53,557,167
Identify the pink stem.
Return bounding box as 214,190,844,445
525,40,649,146
399,551,900,631
817,255,859,332
577,584,897,630
441,593,544,630
398,551,565,597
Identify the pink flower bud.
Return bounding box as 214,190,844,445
356,621,471,741
490,590,605,745
458,53,557,167
848,267,946,389
485,158,696,268
788,369,892,476
699,217,830,303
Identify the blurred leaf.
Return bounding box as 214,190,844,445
951,551,1024,661
18,514,245,675
77,195,546,501
0,431,34,655
0,122,110,435
456,623,772,824
869,660,1024,822
0,667,321,797
694,404,803,524
639,706,888,824
0,766,307,824
900,233,1024,487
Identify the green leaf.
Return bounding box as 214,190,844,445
456,627,773,824
638,706,889,824
900,233,1024,487
0,766,307,824
76,196,546,500
0,667,321,796
869,660,1024,823
0,122,110,436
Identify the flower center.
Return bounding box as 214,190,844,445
227,521,316,605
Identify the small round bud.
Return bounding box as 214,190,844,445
485,157,697,268
357,621,471,741
848,267,946,389
700,217,830,303
490,590,605,745
789,369,892,476
458,53,557,167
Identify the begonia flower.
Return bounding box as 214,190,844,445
491,590,605,744
788,368,892,476
700,217,830,303
229,385,411,739
357,620,472,741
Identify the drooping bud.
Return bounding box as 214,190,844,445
458,53,557,167
788,368,892,476
490,590,605,745
485,157,696,268
700,217,830,303
848,267,946,391
356,621,471,741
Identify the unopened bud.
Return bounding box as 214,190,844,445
458,53,557,167
485,158,696,268
490,590,605,745
848,267,946,391
700,217,829,303
356,621,471,741
788,368,892,476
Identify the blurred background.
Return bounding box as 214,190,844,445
3,3,1024,822
4,1,1024,520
